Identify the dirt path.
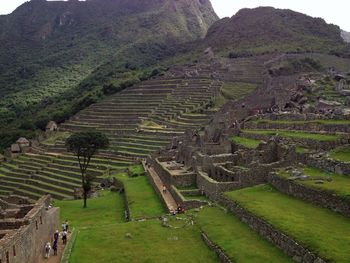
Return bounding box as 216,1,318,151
37,235,69,263
143,163,177,212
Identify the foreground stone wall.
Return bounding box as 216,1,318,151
219,196,326,263
201,232,232,263
0,196,59,263
268,174,350,218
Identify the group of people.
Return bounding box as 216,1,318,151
44,220,69,259
170,204,186,215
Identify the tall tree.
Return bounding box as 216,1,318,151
66,131,109,208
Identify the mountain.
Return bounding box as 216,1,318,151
341,30,350,43
0,0,218,135
203,7,349,56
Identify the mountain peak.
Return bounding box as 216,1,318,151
204,6,346,54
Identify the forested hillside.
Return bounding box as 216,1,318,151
0,0,218,149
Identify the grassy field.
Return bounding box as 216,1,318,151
277,167,350,198
255,119,350,125
69,219,219,263
221,82,257,100
213,82,257,109
114,168,165,219
231,136,262,149
225,184,350,262
55,191,125,228
242,129,340,141
196,206,293,262
330,145,350,162
56,190,219,262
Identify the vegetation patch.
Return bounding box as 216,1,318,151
225,184,350,262
256,119,350,125
277,167,350,198
114,168,165,219
330,145,350,162
231,136,262,149
55,191,125,229
196,206,293,262
242,129,340,141
57,191,218,263
69,219,218,263
221,82,257,100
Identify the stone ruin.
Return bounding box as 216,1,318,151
0,195,59,263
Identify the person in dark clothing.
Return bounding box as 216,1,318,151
54,230,59,243
53,241,58,256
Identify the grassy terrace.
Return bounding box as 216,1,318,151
277,167,350,198
56,189,218,262
55,191,125,228
68,219,219,263
330,145,350,162
114,165,165,219
231,136,262,149
221,82,257,100
225,184,350,262
255,119,350,125
242,129,340,141
196,207,293,263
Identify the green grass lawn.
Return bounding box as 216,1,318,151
231,136,262,149
221,82,257,100
277,167,350,199
330,145,350,162
255,119,350,125
55,190,125,228
225,184,350,262
242,129,340,141
114,169,165,219
56,190,219,263
196,207,293,263
69,219,219,263
295,146,310,154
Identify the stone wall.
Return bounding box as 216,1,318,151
304,156,350,176
0,196,59,263
201,232,232,263
245,121,350,133
196,170,239,201
268,173,350,218
150,158,196,187
219,196,326,263
242,133,348,151
169,186,207,209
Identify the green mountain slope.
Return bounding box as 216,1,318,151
0,0,218,149
203,7,350,56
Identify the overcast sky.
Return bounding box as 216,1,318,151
0,0,349,31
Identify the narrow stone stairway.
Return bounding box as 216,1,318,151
143,163,177,212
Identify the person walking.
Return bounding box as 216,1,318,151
54,230,59,243
62,230,68,245
53,241,58,256
44,242,51,259
65,220,69,232
61,222,66,232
